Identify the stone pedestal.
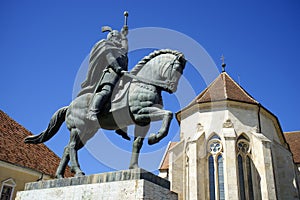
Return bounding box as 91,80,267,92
16,168,177,200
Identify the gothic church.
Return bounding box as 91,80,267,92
159,71,300,200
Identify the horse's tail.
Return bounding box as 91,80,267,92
24,106,68,144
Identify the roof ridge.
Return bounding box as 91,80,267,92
191,74,220,104
0,110,33,136
223,73,228,99
198,73,224,101
177,72,260,117
224,72,259,104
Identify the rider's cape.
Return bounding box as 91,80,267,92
77,39,126,97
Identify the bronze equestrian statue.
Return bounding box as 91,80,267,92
24,12,186,178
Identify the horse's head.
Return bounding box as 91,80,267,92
130,49,186,93
159,51,186,93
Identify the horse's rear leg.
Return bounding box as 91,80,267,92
69,128,85,177
55,146,70,178
129,125,149,169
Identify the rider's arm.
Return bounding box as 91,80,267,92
121,26,128,53
106,52,123,75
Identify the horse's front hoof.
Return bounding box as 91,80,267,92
148,134,158,145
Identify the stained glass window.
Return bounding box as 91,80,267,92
209,155,215,200
238,155,246,200
218,155,225,200
246,156,254,200
237,135,254,200
208,134,224,200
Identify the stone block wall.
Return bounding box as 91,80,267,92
16,169,178,200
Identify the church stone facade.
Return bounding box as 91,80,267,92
159,72,300,200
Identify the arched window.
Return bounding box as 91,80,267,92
207,134,225,200
218,155,225,199
237,135,254,200
0,178,16,200
209,155,215,200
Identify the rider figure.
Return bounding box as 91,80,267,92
85,25,128,121
78,25,128,114
78,12,130,140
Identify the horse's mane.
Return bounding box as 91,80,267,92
130,49,184,75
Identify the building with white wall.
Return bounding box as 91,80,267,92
0,110,73,200
159,71,300,200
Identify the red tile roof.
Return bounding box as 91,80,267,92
159,142,178,170
0,110,73,178
176,72,259,122
284,131,300,164
190,72,258,106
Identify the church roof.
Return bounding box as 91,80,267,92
284,131,300,164
0,110,73,178
176,72,259,121
191,72,258,106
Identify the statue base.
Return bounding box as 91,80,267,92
16,168,177,200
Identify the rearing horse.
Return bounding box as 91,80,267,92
25,49,186,178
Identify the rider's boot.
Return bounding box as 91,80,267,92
87,91,109,121
116,127,130,140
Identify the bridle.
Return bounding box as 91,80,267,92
162,55,183,92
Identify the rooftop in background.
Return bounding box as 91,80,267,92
0,110,73,178
189,72,258,106
176,72,261,122
284,131,300,164
159,142,178,171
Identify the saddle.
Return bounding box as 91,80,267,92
109,78,131,112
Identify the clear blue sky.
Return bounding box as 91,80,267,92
1,0,299,175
